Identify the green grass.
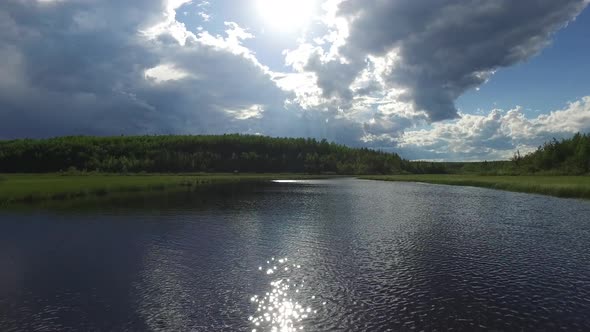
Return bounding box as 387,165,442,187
362,174,590,200
0,173,326,205
5,173,588,206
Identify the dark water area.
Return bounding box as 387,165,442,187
1,179,590,331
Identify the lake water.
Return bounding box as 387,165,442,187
1,178,590,331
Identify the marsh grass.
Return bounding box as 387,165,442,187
362,175,590,200
0,173,326,206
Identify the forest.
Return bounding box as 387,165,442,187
0,133,588,175
0,135,408,174
510,133,590,175
439,133,590,175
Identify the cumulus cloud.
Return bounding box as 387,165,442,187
0,0,589,162
144,64,191,83
0,0,294,138
398,96,590,161
291,0,588,121
0,0,373,145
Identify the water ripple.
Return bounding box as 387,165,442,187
2,179,590,331
249,258,314,332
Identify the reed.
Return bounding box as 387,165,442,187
0,173,324,205
362,175,590,200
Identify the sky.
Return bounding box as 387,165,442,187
1,0,589,161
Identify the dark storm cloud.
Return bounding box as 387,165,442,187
311,0,588,121
1,0,589,163
0,0,164,137
0,0,293,138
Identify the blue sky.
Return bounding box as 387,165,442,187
457,7,590,117
1,0,589,161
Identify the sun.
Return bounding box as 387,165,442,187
256,0,317,32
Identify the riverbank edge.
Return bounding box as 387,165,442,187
361,175,590,200
0,173,334,206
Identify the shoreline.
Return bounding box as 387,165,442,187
361,175,590,200
0,173,332,206
3,173,590,206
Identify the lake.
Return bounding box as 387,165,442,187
1,178,590,331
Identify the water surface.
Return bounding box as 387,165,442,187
1,179,590,331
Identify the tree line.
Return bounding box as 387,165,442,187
0,134,409,174
510,133,590,175
0,133,588,175
421,133,590,175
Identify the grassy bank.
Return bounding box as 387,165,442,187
362,175,590,200
0,173,324,205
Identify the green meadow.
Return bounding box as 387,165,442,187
0,173,323,205
362,175,590,200
2,173,590,205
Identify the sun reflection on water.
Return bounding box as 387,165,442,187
249,257,315,332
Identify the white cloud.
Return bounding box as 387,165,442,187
225,104,265,120
286,0,588,122
273,72,323,110
195,22,261,64
0,0,290,138
1,0,589,162
399,96,590,161
535,97,590,133
198,11,210,21
144,64,191,83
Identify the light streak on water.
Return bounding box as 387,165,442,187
249,257,315,332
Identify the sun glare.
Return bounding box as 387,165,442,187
256,0,317,32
